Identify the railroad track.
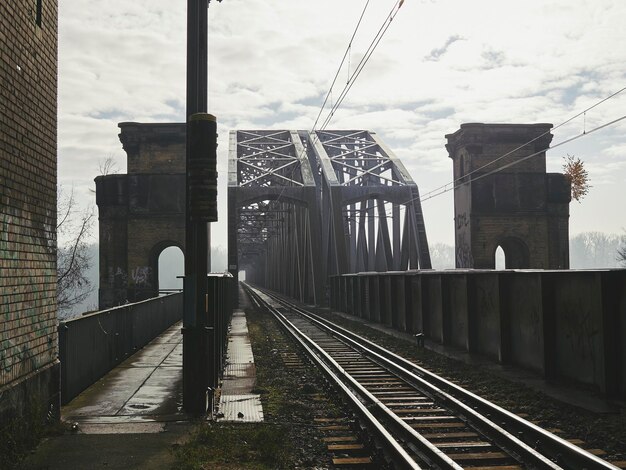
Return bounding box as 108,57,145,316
243,283,619,470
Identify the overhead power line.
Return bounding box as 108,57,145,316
394,111,626,212
318,0,406,132
311,0,371,132
418,86,626,202
273,0,401,205
353,110,626,221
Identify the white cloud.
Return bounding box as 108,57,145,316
59,0,626,247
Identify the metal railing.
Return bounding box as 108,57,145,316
58,293,183,404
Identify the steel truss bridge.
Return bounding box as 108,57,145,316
227,129,431,305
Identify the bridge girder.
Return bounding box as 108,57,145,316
228,129,431,306
228,130,323,304
311,130,431,277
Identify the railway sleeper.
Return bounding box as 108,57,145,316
390,407,448,415
248,286,623,470
446,450,515,465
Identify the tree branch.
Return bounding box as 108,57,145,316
57,211,92,285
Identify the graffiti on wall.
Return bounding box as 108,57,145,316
562,305,598,364
455,212,469,230
131,266,152,287
455,210,473,268
108,266,128,288
456,235,473,268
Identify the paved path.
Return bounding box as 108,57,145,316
216,310,263,422
62,322,185,434
22,322,190,470
23,301,264,469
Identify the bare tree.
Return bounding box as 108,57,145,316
619,231,626,266
98,156,119,176
570,231,626,269
562,154,591,202
57,187,95,314
429,243,455,270
90,156,120,195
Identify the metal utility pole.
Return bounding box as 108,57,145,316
183,0,219,415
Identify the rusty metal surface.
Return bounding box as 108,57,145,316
217,310,264,422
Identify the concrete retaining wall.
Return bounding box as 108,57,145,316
58,293,183,404
331,269,626,398
470,273,501,360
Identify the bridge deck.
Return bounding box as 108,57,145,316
62,321,185,434
24,289,264,468
22,322,189,469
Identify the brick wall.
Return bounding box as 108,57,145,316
447,123,570,269
97,123,187,308
0,1,58,388
119,122,186,174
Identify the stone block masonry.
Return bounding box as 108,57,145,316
0,0,61,434
96,123,187,309
445,123,571,270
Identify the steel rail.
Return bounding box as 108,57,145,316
273,313,463,468
260,287,619,470
243,286,423,469
257,288,558,470
247,285,535,469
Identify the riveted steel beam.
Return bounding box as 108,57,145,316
228,129,431,307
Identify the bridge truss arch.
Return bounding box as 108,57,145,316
311,130,431,276
227,130,323,304
228,129,431,306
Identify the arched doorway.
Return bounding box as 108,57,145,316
495,246,506,270
494,238,530,269
157,246,184,294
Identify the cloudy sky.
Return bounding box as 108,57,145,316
58,0,626,250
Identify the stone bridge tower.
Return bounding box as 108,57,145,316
96,123,186,309
445,123,571,270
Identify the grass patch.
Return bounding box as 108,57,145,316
172,291,334,469
2,399,66,470
173,423,291,470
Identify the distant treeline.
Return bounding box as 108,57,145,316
569,231,626,269
428,232,626,270
61,233,625,318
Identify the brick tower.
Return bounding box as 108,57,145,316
445,123,571,269
95,123,186,308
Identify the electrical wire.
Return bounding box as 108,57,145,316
339,111,626,220
240,5,625,238
418,86,626,201
449,114,626,194
318,0,405,132
311,0,371,132
279,0,404,218
339,109,626,222
354,88,626,220
270,0,396,207
388,112,626,213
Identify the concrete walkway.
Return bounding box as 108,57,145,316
22,322,190,470
23,303,264,469
216,310,263,422
62,322,185,433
